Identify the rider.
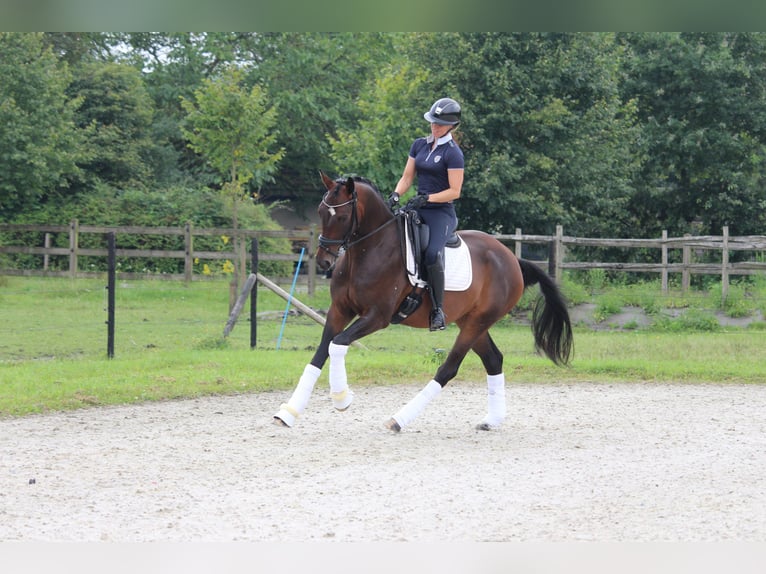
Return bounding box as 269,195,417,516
389,97,464,331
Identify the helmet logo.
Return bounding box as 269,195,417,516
435,106,444,115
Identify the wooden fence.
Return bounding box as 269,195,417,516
498,225,766,300
0,220,319,292
1,221,765,299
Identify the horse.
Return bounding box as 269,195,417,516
274,171,573,432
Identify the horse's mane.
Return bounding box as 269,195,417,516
335,175,382,196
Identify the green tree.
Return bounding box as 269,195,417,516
339,33,642,237
329,57,429,192
180,65,284,229
0,32,82,219
249,33,397,201
69,61,156,190
620,32,766,236
124,33,253,187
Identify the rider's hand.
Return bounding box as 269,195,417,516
386,193,400,210
405,194,428,210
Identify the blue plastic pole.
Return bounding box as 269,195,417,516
276,247,305,350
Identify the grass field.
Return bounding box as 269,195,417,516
1,275,764,417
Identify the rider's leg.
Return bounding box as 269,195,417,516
426,259,446,331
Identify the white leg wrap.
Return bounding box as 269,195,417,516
391,380,443,429
481,373,506,428
328,342,353,410
274,364,321,427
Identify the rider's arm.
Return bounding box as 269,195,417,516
393,156,416,198
426,168,464,204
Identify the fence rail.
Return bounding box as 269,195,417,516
497,225,766,301
2,221,765,300
0,220,318,290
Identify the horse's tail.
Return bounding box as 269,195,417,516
518,259,573,366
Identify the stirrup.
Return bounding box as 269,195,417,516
429,308,446,331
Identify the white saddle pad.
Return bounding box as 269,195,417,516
405,231,473,292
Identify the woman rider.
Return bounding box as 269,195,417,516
389,97,464,331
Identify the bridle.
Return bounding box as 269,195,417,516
317,181,397,262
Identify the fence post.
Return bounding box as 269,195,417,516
721,225,730,305
515,228,522,259
238,233,247,291
106,232,116,359
184,222,193,283
682,233,691,293
251,237,258,349
69,219,79,278
554,225,564,284
308,224,317,297
43,233,51,271
661,230,668,294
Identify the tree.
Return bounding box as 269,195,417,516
248,33,397,201
124,33,254,187
0,32,82,219
620,32,766,236
69,61,156,190
329,57,429,192
340,33,642,236
180,65,284,229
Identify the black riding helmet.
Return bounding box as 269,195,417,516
423,97,461,126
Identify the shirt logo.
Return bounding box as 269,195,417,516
434,155,442,163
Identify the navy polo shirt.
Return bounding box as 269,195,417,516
409,133,464,199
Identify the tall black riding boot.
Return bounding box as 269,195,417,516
426,261,446,331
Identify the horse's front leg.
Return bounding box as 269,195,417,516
273,309,349,427
326,311,390,412
328,341,353,411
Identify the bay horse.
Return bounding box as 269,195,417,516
274,172,573,432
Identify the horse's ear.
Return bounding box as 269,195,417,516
319,170,334,191
345,177,355,196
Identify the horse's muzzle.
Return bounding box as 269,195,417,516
316,245,343,272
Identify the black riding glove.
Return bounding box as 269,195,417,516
405,194,429,210
387,192,400,211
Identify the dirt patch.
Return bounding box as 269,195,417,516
565,304,764,331
2,381,765,542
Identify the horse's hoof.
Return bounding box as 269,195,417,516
274,405,297,427
331,390,353,412
384,418,401,433
475,420,502,431
273,416,289,427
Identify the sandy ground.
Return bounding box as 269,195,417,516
1,380,765,542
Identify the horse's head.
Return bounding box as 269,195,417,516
316,171,358,271
315,171,394,272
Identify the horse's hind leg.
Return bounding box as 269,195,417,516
386,325,481,432
472,332,506,431
385,379,444,432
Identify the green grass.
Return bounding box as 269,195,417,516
1,276,765,417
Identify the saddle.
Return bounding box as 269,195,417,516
401,209,462,283
391,210,471,324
